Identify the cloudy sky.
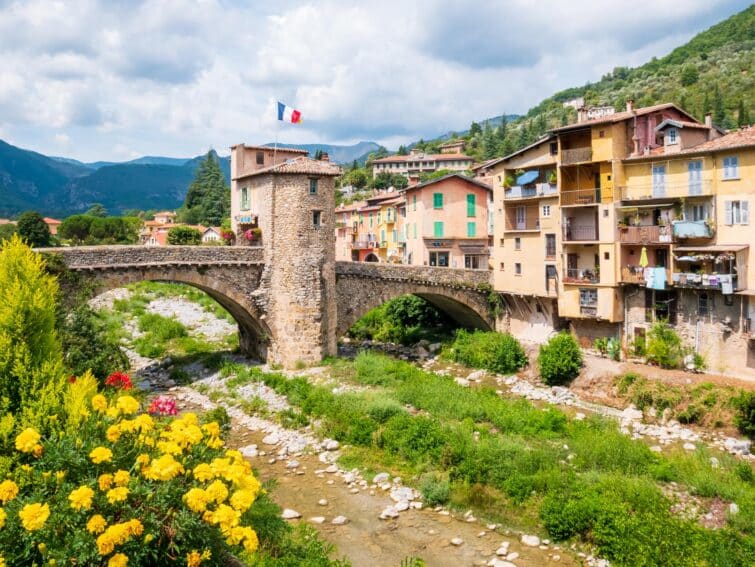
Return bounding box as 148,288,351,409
0,0,749,162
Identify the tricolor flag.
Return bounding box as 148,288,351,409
277,101,302,124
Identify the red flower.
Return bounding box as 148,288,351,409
105,371,133,390
68,375,77,384
148,396,178,416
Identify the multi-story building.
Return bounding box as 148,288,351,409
334,201,363,261
372,147,474,179
402,173,492,269
349,191,404,262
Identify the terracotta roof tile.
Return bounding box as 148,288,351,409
244,156,341,177
551,103,697,132
624,128,755,161
373,153,473,163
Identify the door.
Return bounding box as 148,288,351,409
688,161,702,196
652,164,666,198
567,253,578,279
516,206,526,230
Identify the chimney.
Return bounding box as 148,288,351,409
577,107,587,123
320,152,329,162
626,99,634,113
704,113,712,128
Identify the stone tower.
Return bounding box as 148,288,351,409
230,145,341,367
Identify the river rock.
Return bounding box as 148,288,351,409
379,506,399,520
730,502,740,515
286,437,307,453
395,500,410,512
620,406,643,421
467,369,486,381
521,534,540,547
683,442,696,451
325,465,338,473
331,515,349,525
429,342,441,353
495,545,509,556
262,433,280,446
318,498,328,506
324,439,340,451
309,516,325,524
343,472,356,483
450,537,463,546
281,509,301,520
239,444,258,458
506,551,519,561
390,486,416,503
286,460,300,469
487,560,516,567
373,472,390,484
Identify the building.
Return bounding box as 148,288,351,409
44,217,62,235
334,201,364,261
350,191,404,262
372,147,474,179
153,211,177,225
402,174,492,269
202,227,223,244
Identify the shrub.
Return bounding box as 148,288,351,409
167,226,202,245
734,391,755,439
645,321,684,369
419,473,451,506
538,332,582,386
447,330,528,374
16,211,52,248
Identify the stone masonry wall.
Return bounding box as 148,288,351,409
41,245,264,268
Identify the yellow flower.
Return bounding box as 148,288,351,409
106,407,120,419
202,422,220,438
69,486,95,511
193,463,214,482
143,454,184,481
113,470,130,487
182,412,199,425
55,471,66,483
98,473,114,491
186,551,203,567
118,419,138,434
127,519,143,537
108,554,128,567
210,504,240,531
135,453,150,468
116,396,139,415
106,487,130,504
156,440,182,455
230,489,256,513
0,555,5,567
87,514,107,534
205,437,224,449
0,508,6,529
143,534,154,544
134,414,154,433
184,488,209,513
106,425,121,443
90,446,113,464
242,529,259,553
225,525,258,552
206,479,228,504
96,522,133,555
38,542,47,554
19,502,50,531
92,394,108,412
0,480,19,504
15,428,41,453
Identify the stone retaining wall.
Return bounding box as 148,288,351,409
39,245,264,268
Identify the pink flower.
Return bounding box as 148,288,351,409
148,396,178,416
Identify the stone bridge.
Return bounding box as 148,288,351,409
43,246,495,366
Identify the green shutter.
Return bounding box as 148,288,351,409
467,222,476,237
414,223,417,239
413,195,417,211
434,221,444,238
467,194,475,217
433,193,443,209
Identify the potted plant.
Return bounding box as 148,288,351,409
504,174,516,189
548,170,557,185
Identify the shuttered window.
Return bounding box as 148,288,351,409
723,157,739,180
467,222,476,237
466,194,476,217
433,221,444,238
433,193,443,209
725,200,749,225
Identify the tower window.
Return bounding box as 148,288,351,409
309,178,319,195
256,151,264,165
312,211,322,226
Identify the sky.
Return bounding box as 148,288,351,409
0,0,750,162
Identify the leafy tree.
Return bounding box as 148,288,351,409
350,159,359,171
86,203,108,217
0,223,17,242
16,211,52,248
538,332,583,385
180,151,230,227
0,235,65,429
58,214,94,244
680,64,699,86
645,320,684,369
168,226,202,245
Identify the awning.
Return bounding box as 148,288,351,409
616,203,674,210
459,245,489,255
674,245,749,252
736,289,755,296
516,170,539,185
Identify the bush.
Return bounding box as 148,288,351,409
419,473,451,506
646,321,684,369
538,332,582,386
734,391,755,439
447,330,528,374
167,226,202,245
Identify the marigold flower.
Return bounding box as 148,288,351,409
229,489,256,513
97,522,133,555
134,414,154,432
156,440,182,455
107,487,130,504
91,394,108,413
108,553,128,567
0,508,6,529
184,488,209,513
135,453,150,467
210,504,240,531
0,555,5,567
193,463,214,482
143,534,154,544
186,551,203,567
98,473,114,491
205,437,224,449
90,446,113,464
107,407,120,419
19,502,50,531
32,444,43,457
206,479,229,504
0,480,19,503
55,471,66,483
15,428,41,453
242,529,259,553
113,470,130,487
143,454,184,481
106,425,122,443
116,396,139,415
202,422,220,437
69,486,95,511
87,514,107,534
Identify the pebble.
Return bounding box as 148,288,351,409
450,537,464,546
552,555,561,562
683,442,696,451
373,472,390,484
395,500,410,512
331,515,349,525
521,534,540,547
506,552,519,561
239,444,258,458
487,560,516,567
318,499,328,506
390,486,416,503
281,509,301,520
495,546,508,556
350,488,359,494
324,439,340,451
309,516,326,524
730,502,740,515
379,506,399,520
262,433,280,445
477,531,486,537
325,465,338,473
286,460,299,469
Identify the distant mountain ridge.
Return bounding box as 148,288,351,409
263,141,380,164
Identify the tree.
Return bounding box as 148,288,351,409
59,215,94,244
713,84,726,125
180,151,230,227
538,332,583,385
482,123,497,160
314,149,323,160
469,121,482,137
0,223,17,243
0,235,65,429
86,203,108,217
397,145,409,156
738,99,750,127
16,211,52,248
680,64,699,86
168,226,202,245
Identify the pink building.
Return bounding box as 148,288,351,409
402,174,492,269
334,201,364,261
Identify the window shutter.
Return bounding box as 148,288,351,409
742,201,749,225
725,201,733,225
467,194,476,217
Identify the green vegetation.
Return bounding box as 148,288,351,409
0,223,17,242
179,151,230,226
446,330,527,374
16,210,52,248
220,352,755,566
347,295,452,345
58,214,140,245
594,337,620,361
168,225,202,245
734,391,755,439
538,332,583,385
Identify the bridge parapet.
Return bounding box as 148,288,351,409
335,261,492,288
39,245,265,269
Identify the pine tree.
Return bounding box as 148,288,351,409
314,149,323,160
397,145,408,156
181,151,230,227
713,84,726,125
482,123,497,160
469,122,482,137
738,99,750,127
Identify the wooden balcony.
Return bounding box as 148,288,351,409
618,225,672,244
561,147,593,165
563,224,597,241
564,268,599,284
619,180,713,201
561,188,600,206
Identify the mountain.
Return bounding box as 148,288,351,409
265,141,380,164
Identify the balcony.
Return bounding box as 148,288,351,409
564,268,599,285
561,188,600,206
620,180,713,201
504,205,540,232
505,183,558,200
621,266,671,285
672,220,714,239
618,225,672,244
563,224,597,242
350,241,374,250
672,272,737,291
561,147,593,165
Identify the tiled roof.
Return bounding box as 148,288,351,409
373,153,473,163
403,173,492,193
43,217,61,224
551,103,698,132
244,156,341,177
336,201,366,212
231,144,309,154
624,128,755,161
655,119,710,131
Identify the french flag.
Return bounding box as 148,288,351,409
277,101,302,124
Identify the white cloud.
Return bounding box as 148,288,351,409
0,0,748,161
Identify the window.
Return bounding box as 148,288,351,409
723,156,739,180
499,238,505,246
549,142,558,155
429,251,449,267
545,234,556,258
392,229,397,242
240,187,250,210
499,262,505,271
698,292,709,316
414,223,417,239
433,193,443,209
514,237,521,250
413,195,417,211
515,263,522,275
465,255,481,269
467,222,476,237
308,178,318,195
725,200,749,225
599,130,605,138
604,252,610,260
542,204,551,217
580,289,598,315
690,203,708,221
369,213,373,227
603,208,609,217
467,194,476,217
312,211,322,226
433,221,444,238
256,151,264,165
666,128,677,145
